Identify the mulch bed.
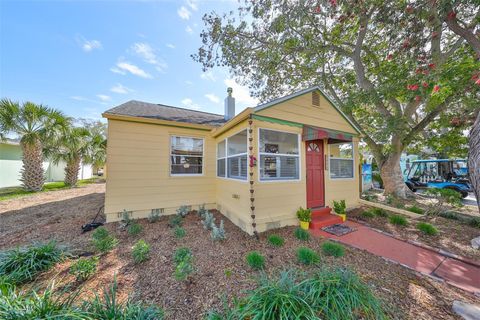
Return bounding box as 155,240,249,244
1,184,479,319
350,206,480,261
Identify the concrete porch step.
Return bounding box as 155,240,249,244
311,207,332,219
310,214,343,229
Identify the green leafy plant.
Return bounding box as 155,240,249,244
425,188,463,215
372,207,388,217
174,226,186,239
267,235,285,247
92,227,118,254
173,248,194,281
148,209,161,223
468,217,480,229
407,205,424,214
211,220,226,241
132,240,150,264
389,215,408,226
294,227,310,241
70,256,98,282
120,209,132,228
127,222,143,236
198,204,207,217
176,205,190,218
362,193,378,202
321,241,345,257
202,211,216,230
333,200,346,215
385,195,394,205
245,251,265,270
296,247,320,265
361,209,375,219
224,269,233,278
296,207,312,222
168,215,183,228
416,222,438,236
173,248,192,264
0,241,64,285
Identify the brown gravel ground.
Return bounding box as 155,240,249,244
1,183,478,320
350,207,480,261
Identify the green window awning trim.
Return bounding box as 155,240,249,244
252,114,303,128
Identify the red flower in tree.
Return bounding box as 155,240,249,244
447,11,456,20
387,54,393,60
314,6,321,14
433,85,440,92
329,0,337,7
415,95,421,102
406,5,414,14
415,68,422,74
422,82,428,88
428,63,436,69
476,79,480,86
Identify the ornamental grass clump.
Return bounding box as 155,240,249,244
173,248,194,281
321,241,345,257
246,251,265,270
0,241,64,285
407,205,424,214
168,215,183,228
211,220,226,241
92,227,118,254
174,226,186,239
372,207,388,217
148,209,161,223
296,247,320,265
361,209,375,219
389,214,408,226
176,205,190,218
416,222,438,236
267,234,285,247
202,211,216,230
69,256,98,282
132,240,150,264
127,222,143,236
294,227,310,241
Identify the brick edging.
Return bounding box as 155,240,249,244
350,218,480,269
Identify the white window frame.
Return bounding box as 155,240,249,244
257,128,301,183
170,135,205,177
216,128,248,182
328,141,355,180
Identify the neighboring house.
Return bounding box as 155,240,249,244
0,139,93,188
102,87,361,235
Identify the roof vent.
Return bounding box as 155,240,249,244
224,87,235,120
312,91,320,106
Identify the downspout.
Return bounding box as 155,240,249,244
248,114,259,239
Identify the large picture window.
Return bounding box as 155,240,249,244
259,129,299,181
329,142,354,179
216,130,248,180
171,136,203,175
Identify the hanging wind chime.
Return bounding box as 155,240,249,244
248,115,259,239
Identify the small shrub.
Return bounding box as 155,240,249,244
362,193,378,201
120,209,132,228
70,256,98,282
174,226,186,238
296,247,320,265
439,211,460,220
416,222,438,236
148,209,161,223
92,227,118,253
211,220,226,241
202,211,216,230
174,247,192,264
294,227,310,241
425,188,463,215
321,241,345,257
0,241,64,285
372,207,388,217
468,217,480,229
127,222,143,236
176,205,190,217
198,204,207,217
173,248,194,281
407,205,424,214
245,251,265,270
224,269,232,278
385,194,394,204
168,215,183,228
333,200,346,214
296,207,312,222
361,209,375,219
132,240,150,264
267,235,285,247
389,214,408,226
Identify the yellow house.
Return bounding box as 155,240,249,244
102,87,361,235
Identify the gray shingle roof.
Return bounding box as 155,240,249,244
104,100,226,126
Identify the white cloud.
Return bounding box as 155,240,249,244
166,43,175,49
177,6,191,20
186,0,198,11
224,78,259,107
114,61,153,78
76,36,102,52
70,96,108,105
71,96,86,101
205,93,220,104
185,25,193,34
185,80,193,85
130,42,168,73
181,98,201,110
110,83,133,94
200,71,215,81
96,94,111,102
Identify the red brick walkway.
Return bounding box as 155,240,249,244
311,221,480,294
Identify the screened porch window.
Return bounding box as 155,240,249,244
171,136,203,175
216,130,248,180
329,142,354,179
259,129,299,181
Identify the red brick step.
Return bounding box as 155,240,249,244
311,207,332,219
309,214,343,229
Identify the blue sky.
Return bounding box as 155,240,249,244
0,0,258,121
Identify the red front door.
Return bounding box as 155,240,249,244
306,140,325,208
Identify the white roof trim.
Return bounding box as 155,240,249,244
253,86,361,134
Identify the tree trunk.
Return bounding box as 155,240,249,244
20,140,45,191
379,152,409,199
468,112,480,212
64,158,81,187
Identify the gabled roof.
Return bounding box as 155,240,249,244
254,86,361,134
103,100,226,127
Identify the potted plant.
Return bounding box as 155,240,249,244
296,207,312,230
333,200,347,221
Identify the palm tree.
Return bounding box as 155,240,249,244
0,99,67,191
